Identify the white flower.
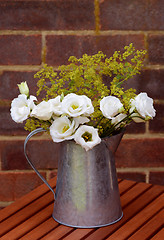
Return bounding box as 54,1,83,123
81,95,94,116
31,100,52,120
17,81,29,96
74,116,90,129
49,96,63,116
100,96,123,119
10,94,37,123
130,92,156,120
74,125,101,151
111,113,127,128
61,93,94,117
50,116,77,142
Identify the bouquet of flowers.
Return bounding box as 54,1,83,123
10,44,156,151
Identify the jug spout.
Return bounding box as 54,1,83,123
103,130,124,154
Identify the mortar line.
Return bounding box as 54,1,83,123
0,30,164,36
145,170,150,184
0,167,163,174
0,201,14,207
117,167,164,172
41,32,47,64
0,64,164,72
94,0,100,34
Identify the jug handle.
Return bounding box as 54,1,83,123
24,128,56,199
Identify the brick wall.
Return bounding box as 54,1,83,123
0,0,164,208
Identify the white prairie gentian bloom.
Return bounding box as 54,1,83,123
49,96,63,116
130,92,156,121
61,93,94,117
17,81,29,96
10,94,37,123
100,96,123,119
74,116,90,129
31,100,52,120
50,116,77,142
111,113,127,128
81,95,94,116
74,125,101,151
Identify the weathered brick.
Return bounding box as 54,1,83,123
0,139,59,170
0,106,26,136
149,104,164,133
137,69,164,100
0,1,94,30
27,140,59,169
117,171,146,183
149,171,164,185
0,172,46,201
0,35,41,65
0,71,37,100
100,0,164,30
0,140,28,170
115,138,164,168
46,35,145,65
148,34,164,64
103,68,164,101
125,121,146,134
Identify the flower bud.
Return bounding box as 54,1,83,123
18,81,29,96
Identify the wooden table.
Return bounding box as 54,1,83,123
0,177,163,240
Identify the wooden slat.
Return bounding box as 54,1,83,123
20,218,59,240
120,181,151,208
0,176,57,223
150,228,164,240
118,179,137,196
128,209,164,240
0,190,54,237
63,229,95,240
41,225,74,240
106,194,164,240
83,185,164,240
1,203,54,240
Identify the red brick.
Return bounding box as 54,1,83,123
103,69,164,102
0,71,37,101
115,138,164,168
0,35,41,65
149,171,164,185
117,172,146,183
149,104,164,133
125,121,146,134
0,1,94,30
46,35,145,65
0,140,29,170
148,34,164,64
136,69,164,100
27,140,59,169
0,172,46,201
0,139,59,170
0,106,26,136
100,0,164,30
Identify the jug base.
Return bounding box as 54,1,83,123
52,211,123,228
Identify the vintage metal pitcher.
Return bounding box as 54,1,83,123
24,128,124,228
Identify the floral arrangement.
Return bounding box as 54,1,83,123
10,44,156,151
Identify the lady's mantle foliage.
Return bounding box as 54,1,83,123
10,44,156,151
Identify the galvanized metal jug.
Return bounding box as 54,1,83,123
24,128,124,228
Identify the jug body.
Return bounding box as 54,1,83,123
53,133,123,228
